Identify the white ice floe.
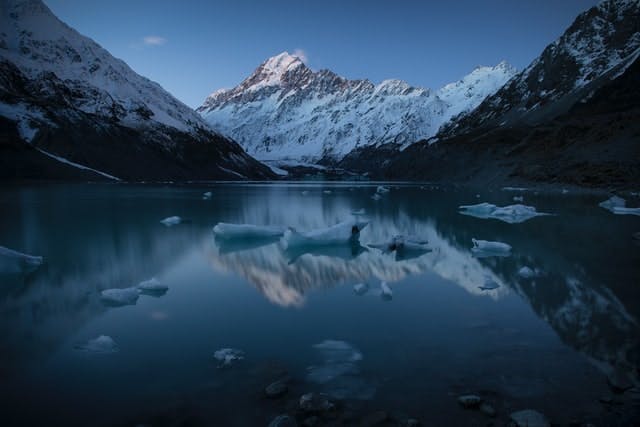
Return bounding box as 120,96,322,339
160,216,182,226
376,185,390,194
353,283,369,295
513,196,524,202
214,348,244,367
517,266,541,279
459,203,550,224
471,239,512,257
0,246,43,274
137,278,168,292
100,287,140,306
202,191,212,200
323,190,332,194
76,335,119,354
213,223,287,239
599,196,640,216
281,218,369,248
478,276,500,291
371,193,383,201
351,208,366,216
380,281,393,300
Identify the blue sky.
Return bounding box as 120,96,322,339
44,0,599,108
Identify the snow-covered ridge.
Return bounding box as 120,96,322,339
0,0,214,138
198,52,516,162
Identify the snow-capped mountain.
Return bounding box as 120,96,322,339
441,0,640,136
198,52,516,162
0,0,272,180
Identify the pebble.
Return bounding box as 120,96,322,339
457,394,482,408
510,409,550,427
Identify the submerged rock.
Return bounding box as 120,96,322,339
268,414,298,427
510,409,549,427
299,393,334,413
457,394,482,408
265,381,288,398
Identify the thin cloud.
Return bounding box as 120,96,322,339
142,36,167,46
293,48,308,63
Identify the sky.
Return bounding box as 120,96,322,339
44,0,600,108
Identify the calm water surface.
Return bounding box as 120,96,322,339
0,183,638,426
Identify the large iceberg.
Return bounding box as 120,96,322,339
599,196,640,216
75,335,119,354
0,246,43,274
100,287,140,306
213,222,286,240
459,203,551,224
281,218,368,248
471,238,512,258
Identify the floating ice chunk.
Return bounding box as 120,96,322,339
475,194,481,198
137,277,168,293
502,187,528,192
611,207,640,216
370,235,431,260
513,196,524,202
213,222,286,240
599,196,640,215
371,193,382,201
471,239,512,257
561,189,569,194
478,277,500,291
76,335,119,354
301,190,309,195
517,266,541,279
351,208,366,216
380,281,393,300
214,348,244,367
202,191,212,200
323,190,332,194
376,185,390,194
0,246,43,274
100,287,140,306
282,218,369,248
160,216,182,226
459,203,550,224
353,283,369,295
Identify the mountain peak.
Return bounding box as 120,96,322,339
261,51,305,73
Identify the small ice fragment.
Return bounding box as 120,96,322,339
371,193,382,201
517,266,538,278
376,185,390,194
323,190,332,194
475,194,481,198
281,218,369,248
561,189,569,194
137,278,168,292
213,223,286,239
513,196,524,202
380,281,393,300
214,348,244,367
100,287,140,306
351,208,366,216
478,277,500,291
612,207,640,216
160,216,182,226
202,191,212,200
353,283,369,295
471,238,512,257
76,335,118,354
599,196,626,211
459,203,550,224
301,190,309,195
0,246,43,274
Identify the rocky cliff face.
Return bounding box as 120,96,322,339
0,0,273,181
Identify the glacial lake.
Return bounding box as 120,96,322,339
0,183,638,426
